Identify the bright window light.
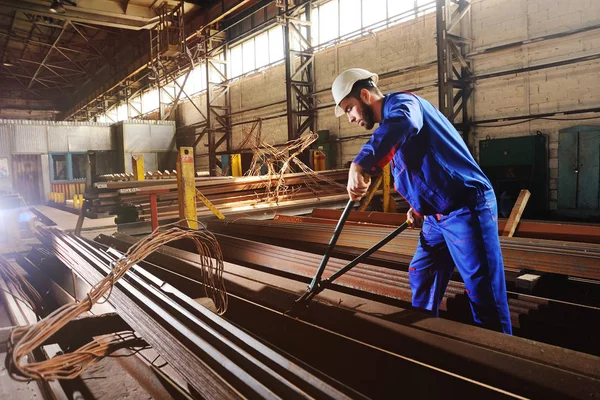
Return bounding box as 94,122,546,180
255,32,269,68
242,39,255,73
389,0,415,21
362,0,386,28
116,103,128,121
229,45,243,78
340,0,361,36
318,0,338,44
311,7,319,44
269,27,284,63
142,89,159,114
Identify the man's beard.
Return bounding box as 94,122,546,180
359,98,375,130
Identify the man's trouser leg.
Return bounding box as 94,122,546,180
408,218,455,316
440,191,512,334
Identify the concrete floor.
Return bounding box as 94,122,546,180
0,353,46,400
35,205,116,232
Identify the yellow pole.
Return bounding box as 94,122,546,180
382,163,391,212
132,155,145,181
231,154,242,177
177,147,198,229
358,175,383,212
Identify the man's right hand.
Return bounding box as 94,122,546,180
347,162,371,201
407,207,423,229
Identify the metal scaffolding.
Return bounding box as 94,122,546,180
202,26,232,176
436,0,473,134
148,0,187,121
284,0,315,141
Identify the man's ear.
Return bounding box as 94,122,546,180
360,88,372,104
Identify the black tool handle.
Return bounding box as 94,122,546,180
326,221,409,285
307,199,355,291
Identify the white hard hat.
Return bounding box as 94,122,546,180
331,68,379,117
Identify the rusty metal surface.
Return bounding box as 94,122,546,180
99,233,600,355
312,208,600,244
94,233,600,399
33,227,361,400
207,218,600,281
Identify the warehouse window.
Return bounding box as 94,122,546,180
362,0,386,28
242,40,255,74
313,0,435,46
268,26,284,63
51,154,67,181
88,0,435,123
229,45,243,78
49,152,87,183
340,0,360,36
318,0,338,44
255,32,269,68
389,1,415,22
228,26,285,79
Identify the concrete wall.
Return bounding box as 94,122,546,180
470,0,600,210
176,0,600,210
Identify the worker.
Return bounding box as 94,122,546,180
332,68,512,334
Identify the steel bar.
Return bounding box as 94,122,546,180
207,218,600,282
310,208,600,244
36,227,357,400
98,232,600,356
93,233,600,399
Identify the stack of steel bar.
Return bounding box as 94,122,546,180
32,227,361,399
307,208,600,244
95,233,600,398
85,170,352,220
206,218,600,281
99,232,600,356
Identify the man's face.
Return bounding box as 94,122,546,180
340,95,375,130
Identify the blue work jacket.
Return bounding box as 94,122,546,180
353,92,492,216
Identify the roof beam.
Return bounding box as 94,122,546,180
0,0,159,30
27,22,68,89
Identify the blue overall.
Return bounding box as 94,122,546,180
354,92,512,334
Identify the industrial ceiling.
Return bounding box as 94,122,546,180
0,0,220,115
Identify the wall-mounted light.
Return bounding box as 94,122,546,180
50,1,66,14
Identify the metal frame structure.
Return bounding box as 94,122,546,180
436,0,474,134
284,0,316,141
148,0,187,121
202,26,232,176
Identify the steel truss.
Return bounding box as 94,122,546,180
436,0,473,134
284,0,316,141
201,27,232,176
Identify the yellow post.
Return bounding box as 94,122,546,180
358,175,383,212
132,155,145,181
231,154,242,177
73,195,80,208
177,147,198,229
382,163,394,212
196,189,225,220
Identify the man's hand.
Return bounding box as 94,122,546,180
406,207,423,229
347,162,371,201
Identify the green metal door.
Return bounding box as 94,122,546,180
558,131,578,209
558,127,600,211
578,131,600,209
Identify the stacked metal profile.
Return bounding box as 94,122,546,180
85,170,351,220
95,232,600,399
3,220,598,398
32,227,357,400
206,217,600,282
